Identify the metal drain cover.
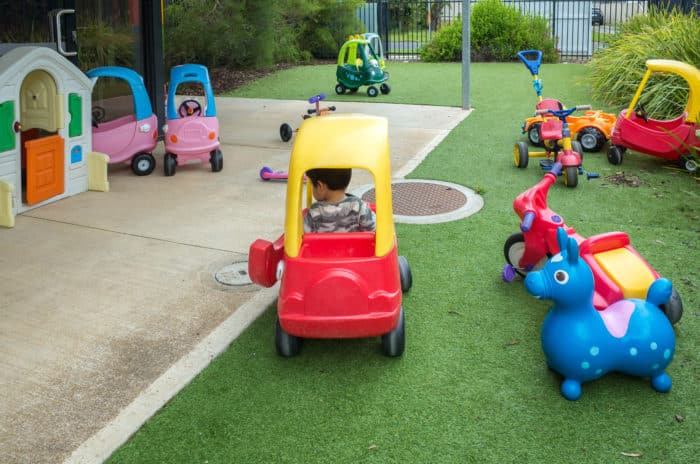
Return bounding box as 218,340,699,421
215,262,252,286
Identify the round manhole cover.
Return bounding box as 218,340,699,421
352,179,483,224
215,262,253,286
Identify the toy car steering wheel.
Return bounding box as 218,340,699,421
92,105,106,128
635,103,649,123
178,99,203,118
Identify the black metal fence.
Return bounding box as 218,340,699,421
356,1,667,62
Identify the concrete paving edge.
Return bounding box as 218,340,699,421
63,285,279,464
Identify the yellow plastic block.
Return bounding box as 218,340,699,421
88,151,110,192
594,247,656,299
0,180,15,228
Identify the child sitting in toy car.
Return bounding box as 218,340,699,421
303,168,376,233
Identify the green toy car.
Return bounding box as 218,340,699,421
335,36,390,98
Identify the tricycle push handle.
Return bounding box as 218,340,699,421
517,50,542,75
308,94,326,104
521,212,536,232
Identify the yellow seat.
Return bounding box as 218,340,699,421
593,247,655,299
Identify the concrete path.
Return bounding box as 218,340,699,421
0,98,469,464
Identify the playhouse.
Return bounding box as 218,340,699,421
0,46,109,228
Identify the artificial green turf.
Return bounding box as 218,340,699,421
109,62,699,463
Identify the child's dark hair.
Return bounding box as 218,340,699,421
306,168,352,191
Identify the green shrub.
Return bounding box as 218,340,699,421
419,0,557,63
587,7,700,118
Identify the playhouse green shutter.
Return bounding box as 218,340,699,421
68,93,82,137
0,100,15,152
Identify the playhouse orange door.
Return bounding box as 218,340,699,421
25,134,64,205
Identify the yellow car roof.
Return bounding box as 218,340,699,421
646,59,700,122
284,114,394,258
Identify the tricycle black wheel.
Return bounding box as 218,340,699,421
380,83,391,95
275,317,301,357
607,145,624,165
527,123,543,147
367,86,379,97
335,83,346,95
280,123,293,142
577,127,606,152
563,166,578,188
398,255,412,293
381,308,405,357
164,153,177,177
131,153,156,176
210,149,223,172
504,232,534,277
660,287,683,325
514,141,529,168
571,140,584,161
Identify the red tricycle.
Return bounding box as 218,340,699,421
279,93,336,142
261,94,336,181
249,114,412,357
607,59,700,172
517,50,616,152
514,106,591,188
502,162,682,325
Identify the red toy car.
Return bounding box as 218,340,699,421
248,114,412,357
607,59,700,171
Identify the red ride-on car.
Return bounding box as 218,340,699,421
608,59,700,171
248,114,412,357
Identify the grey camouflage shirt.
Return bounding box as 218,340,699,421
303,194,376,233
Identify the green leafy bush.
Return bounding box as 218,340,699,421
587,7,700,118
419,0,557,62
165,0,364,69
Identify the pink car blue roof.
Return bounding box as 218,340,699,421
166,64,217,119
86,66,154,121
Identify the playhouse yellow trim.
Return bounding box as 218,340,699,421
593,248,656,299
284,114,394,258
88,151,110,192
0,180,15,228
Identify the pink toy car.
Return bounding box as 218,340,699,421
87,66,159,176
162,64,223,176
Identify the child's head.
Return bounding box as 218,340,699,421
306,168,352,201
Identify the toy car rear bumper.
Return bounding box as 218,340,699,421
279,303,402,338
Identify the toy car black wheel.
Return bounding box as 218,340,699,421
210,149,223,172
660,287,683,325
335,83,346,95
367,86,379,97
681,156,698,172
280,123,293,142
398,255,412,293
164,153,177,176
381,307,405,357
275,317,301,357
563,166,578,188
527,123,544,147
607,145,624,165
514,141,529,168
577,127,606,152
380,83,391,95
504,233,529,277
131,153,156,176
